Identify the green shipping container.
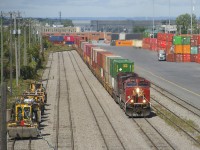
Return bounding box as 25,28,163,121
111,59,134,78
182,37,190,45
109,58,126,76
173,36,182,45
191,46,198,54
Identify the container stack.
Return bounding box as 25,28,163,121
142,38,157,51
157,33,173,53
64,36,74,45
190,35,199,62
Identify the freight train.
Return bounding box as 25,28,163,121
73,37,151,117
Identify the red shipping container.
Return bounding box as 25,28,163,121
182,54,190,62
175,54,183,62
150,38,157,44
198,46,200,54
190,39,198,47
196,54,200,63
97,51,112,68
190,54,198,62
192,34,199,40
166,54,175,62
64,36,75,42
157,33,162,40
166,33,174,41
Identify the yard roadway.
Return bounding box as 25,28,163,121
99,45,200,108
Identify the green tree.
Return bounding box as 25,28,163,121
62,20,74,27
176,13,197,34
133,26,146,33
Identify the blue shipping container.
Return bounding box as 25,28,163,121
49,36,64,42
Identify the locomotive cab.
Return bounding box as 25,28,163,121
120,77,151,117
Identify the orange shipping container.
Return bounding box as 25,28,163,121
116,40,133,46
182,45,190,54
174,45,183,54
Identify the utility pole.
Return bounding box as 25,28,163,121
23,22,27,66
9,12,13,95
1,12,3,85
17,11,21,77
0,82,7,150
152,0,155,38
14,16,19,86
29,19,31,48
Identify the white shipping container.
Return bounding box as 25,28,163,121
119,33,126,40
134,40,142,48
106,55,121,73
92,48,105,63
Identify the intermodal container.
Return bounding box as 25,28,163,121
111,59,134,78
115,40,133,46
182,37,190,45
109,57,124,88
102,53,114,72
64,36,74,42
190,54,198,62
196,54,200,63
182,54,190,62
182,45,190,54
198,46,200,54
93,48,105,67
191,47,198,54
190,39,198,47
133,40,142,48
65,41,74,45
166,54,175,62
119,33,126,40
97,51,113,68
175,54,183,62
173,36,182,45
174,45,183,54
166,33,174,41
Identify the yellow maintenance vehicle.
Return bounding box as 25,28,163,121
7,98,41,138
30,81,47,103
22,91,45,115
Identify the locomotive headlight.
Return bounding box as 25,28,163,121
130,99,134,103
136,88,140,93
142,99,146,103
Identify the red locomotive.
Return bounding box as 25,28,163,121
113,72,151,117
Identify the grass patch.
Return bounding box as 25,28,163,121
153,104,200,142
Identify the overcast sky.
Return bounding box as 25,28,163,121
0,0,200,18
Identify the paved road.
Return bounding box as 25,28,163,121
99,45,200,108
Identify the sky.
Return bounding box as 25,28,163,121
0,0,200,19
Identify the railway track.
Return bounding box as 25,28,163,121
133,118,175,150
54,52,74,149
151,95,200,146
69,51,126,150
8,138,32,150
151,83,200,117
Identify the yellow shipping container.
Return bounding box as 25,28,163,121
182,45,190,54
174,45,182,54
116,40,133,46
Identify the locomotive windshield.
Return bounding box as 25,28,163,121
138,81,149,87
126,81,137,87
